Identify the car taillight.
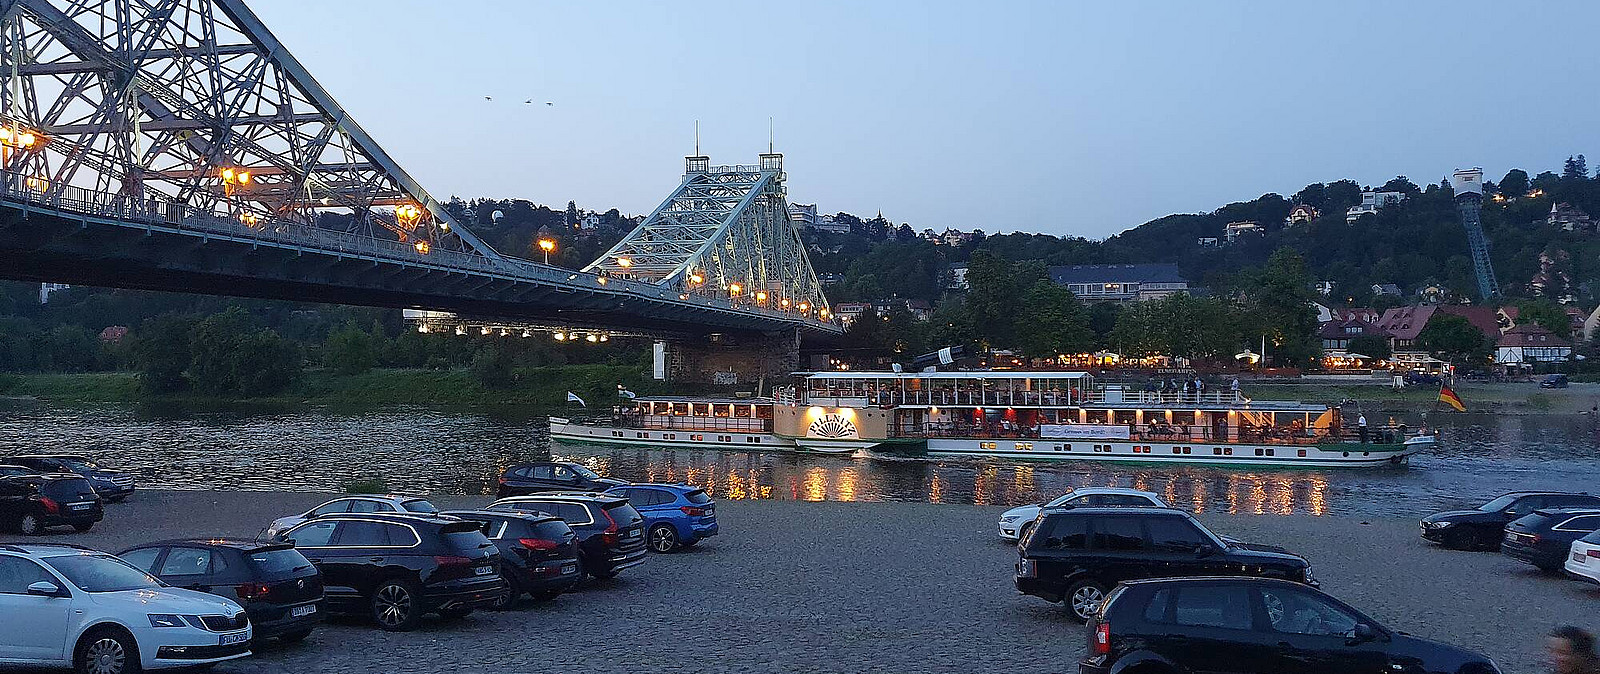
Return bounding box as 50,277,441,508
236,582,270,601
434,555,473,568
1092,622,1111,656
1530,534,1542,544
680,506,707,516
35,495,59,514
1588,549,1600,559
600,508,620,545
498,477,508,484
519,538,558,551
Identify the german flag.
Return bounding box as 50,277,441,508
1438,385,1466,412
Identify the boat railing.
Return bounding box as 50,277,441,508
612,413,772,433
804,389,1242,408
885,422,1397,446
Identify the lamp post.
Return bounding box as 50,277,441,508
537,238,556,264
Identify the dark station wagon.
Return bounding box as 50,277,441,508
118,539,325,641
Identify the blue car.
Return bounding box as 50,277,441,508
3,454,136,502
605,483,718,553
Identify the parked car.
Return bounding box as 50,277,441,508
605,483,719,553
1564,529,1600,586
487,493,647,579
1079,576,1501,674
0,543,251,674
3,454,136,502
0,464,37,477
273,512,507,631
1421,491,1600,550
496,461,626,497
263,494,440,538
117,539,324,642
1015,506,1315,621
997,488,1169,542
0,473,103,535
441,510,583,608
1540,373,1570,389
1501,508,1600,571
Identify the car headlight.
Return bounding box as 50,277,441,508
1302,565,1315,583
1000,515,1021,523
1428,521,1453,529
148,614,188,628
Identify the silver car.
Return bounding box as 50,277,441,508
264,495,439,538
997,487,1168,542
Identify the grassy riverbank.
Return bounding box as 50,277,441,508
0,364,666,408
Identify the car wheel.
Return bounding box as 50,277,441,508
75,626,140,674
529,589,562,602
370,579,422,631
1065,579,1109,622
1017,522,1035,543
437,607,472,621
278,629,313,643
488,573,519,610
18,512,44,536
73,522,94,533
649,524,679,553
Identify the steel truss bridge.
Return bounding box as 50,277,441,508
0,0,838,338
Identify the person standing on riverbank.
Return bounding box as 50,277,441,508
1548,626,1600,674
1358,413,1368,443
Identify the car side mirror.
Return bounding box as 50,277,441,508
1195,544,1217,558
26,581,63,597
1347,623,1379,645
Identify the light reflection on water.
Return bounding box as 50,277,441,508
0,399,1596,517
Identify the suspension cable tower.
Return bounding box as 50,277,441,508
1451,167,1500,301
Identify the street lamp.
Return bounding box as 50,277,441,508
219,167,251,196
537,238,556,264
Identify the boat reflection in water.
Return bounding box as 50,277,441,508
550,443,1333,516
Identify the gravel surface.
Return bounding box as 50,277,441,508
2,490,1593,673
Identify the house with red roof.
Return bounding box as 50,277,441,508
1495,324,1572,367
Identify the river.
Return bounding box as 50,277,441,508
1,399,1596,517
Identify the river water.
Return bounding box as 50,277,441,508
1,399,1596,517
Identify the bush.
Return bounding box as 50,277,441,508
341,476,388,494
471,347,514,389
324,323,378,375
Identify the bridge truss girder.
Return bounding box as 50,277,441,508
0,0,501,260
585,153,832,323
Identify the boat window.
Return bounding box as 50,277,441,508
1171,411,1195,425
692,403,710,416
1113,411,1137,426
672,403,689,416
755,406,772,420
713,404,731,417
733,405,752,418
1085,410,1108,424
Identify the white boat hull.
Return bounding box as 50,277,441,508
910,435,1430,468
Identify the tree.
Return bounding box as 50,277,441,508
471,345,515,389
324,322,378,375
1564,155,1589,180
1237,248,1320,366
1417,314,1490,365
1013,281,1092,357
133,314,196,394
1515,300,1572,339
46,325,99,373
187,308,301,396
1380,176,1419,194
1345,334,1391,362
1499,169,1529,196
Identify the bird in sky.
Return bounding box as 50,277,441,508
483,95,492,101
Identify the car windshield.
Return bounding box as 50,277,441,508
1045,493,1078,507
1480,495,1521,512
44,553,163,592
60,458,102,471
685,489,712,505
401,499,438,513
248,548,315,575
573,466,601,479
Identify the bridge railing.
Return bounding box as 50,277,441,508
0,172,837,330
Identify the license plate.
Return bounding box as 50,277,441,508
290,604,316,618
560,563,577,575
624,528,641,539
474,566,494,576
71,503,92,511
218,632,248,646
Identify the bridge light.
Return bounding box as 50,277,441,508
596,275,608,285
481,326,492,335
221,168,235,182
688,272,704,285
755,291,767,303
413,240,431,255
18,131,36,148
599,334,609,342
554,332,567,341
616,256,633,268
780,298,791,308
585,333,599,343
728,282,743,296
396,203,424,228
798,302,810,312
679,293,689,300
537,238,556,264
236,170,250,184
238,212,259,227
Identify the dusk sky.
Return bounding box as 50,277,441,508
253,0,1600,239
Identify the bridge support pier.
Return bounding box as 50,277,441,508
656,330,801,389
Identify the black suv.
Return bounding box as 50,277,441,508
496,461,626,497
117,539,325,641
487,493,647,579
275,512,508,631
1081,577,1500,674
0,473,102,534
1016,507,1314,621
1501,508,1600,571
3,454,136,502
1421,491,1600,550
443,510,584,608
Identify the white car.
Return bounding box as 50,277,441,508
997,487,1169,541
1565,531,1600,586
0,544,251,673
264,494,439,538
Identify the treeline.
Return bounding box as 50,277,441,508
842,248,1322,367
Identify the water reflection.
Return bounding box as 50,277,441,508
0,399,1596,517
